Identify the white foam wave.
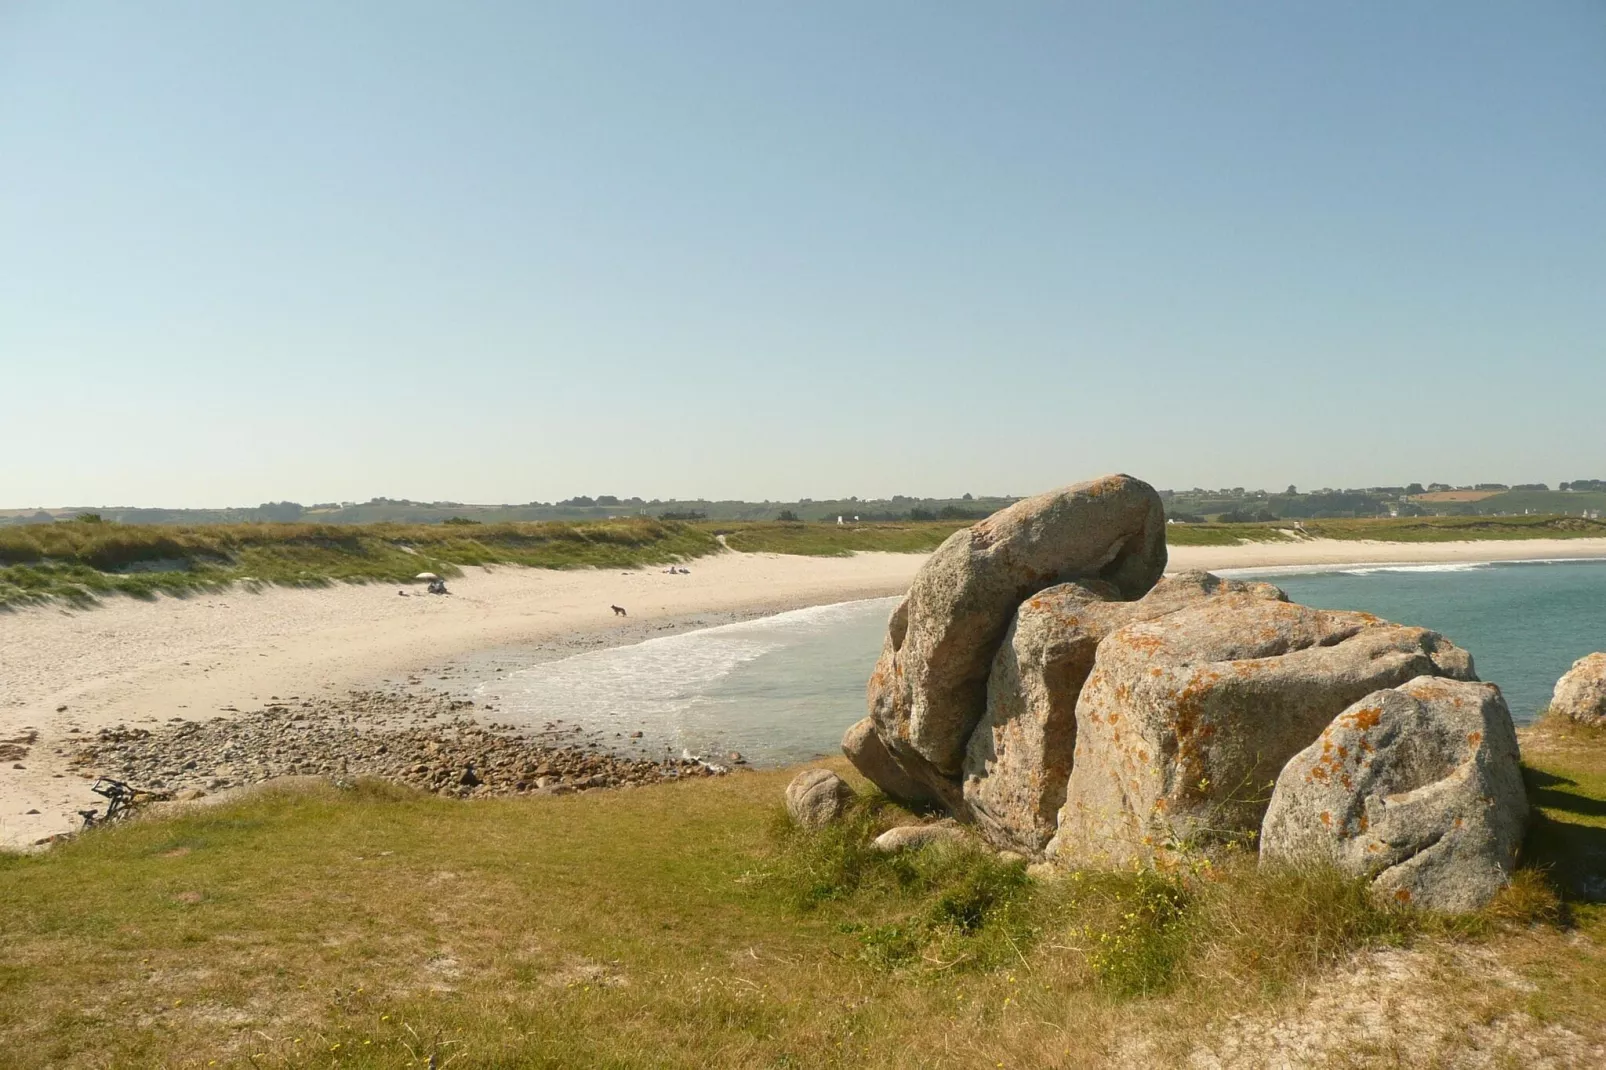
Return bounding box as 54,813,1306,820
1216,561,1486,578
1214,556,1606,579
1339,563,1488,576
479,632,777,726
474,596,899,736
713,596,900,636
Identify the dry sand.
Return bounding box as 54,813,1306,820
0,551,922,845
1167,535,1606,572
5,537,1606,846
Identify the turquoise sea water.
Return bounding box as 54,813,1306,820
1236,559,1606,722
475,598,898,766
476,559,1606,764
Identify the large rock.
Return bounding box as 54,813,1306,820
1260,676,1528,912
1048,597,1477,867
859,598,966,810
841,716,938,806
963,572,1286,853
1550,652,1606,727
868,475,1167,790
785,769,856,830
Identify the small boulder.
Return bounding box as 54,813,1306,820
1550,652,1606,727
1049,596,1476,867
870,474,1168,784
872,823,967,852
1260,676,1528,913
785,769,856,830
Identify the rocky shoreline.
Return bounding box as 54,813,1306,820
60,689,734,807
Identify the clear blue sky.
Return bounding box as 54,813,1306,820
4,2,1603,507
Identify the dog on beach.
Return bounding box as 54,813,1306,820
611,605,627,616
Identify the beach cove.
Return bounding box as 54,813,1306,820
5,536,1606,847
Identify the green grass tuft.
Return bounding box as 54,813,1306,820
0,518,716,607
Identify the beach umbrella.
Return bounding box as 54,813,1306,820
415,572,441,581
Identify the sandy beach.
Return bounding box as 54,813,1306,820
1165,535,1606,572
5,537,1606,846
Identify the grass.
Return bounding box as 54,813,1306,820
0,519,716,607
726,514,1606,556
1301,514,1606,542
2,731,1601,1069
1161,524,1295,546
712,521,970,557
6,512,1606,608
1167,514,1606,546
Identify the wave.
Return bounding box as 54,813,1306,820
714,596,900,636
1212,557,1606,579
1339,563,1488,576
472,596,898,736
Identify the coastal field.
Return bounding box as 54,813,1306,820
0,723,1600,1068
7,514,1606,607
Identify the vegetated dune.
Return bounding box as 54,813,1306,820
7,512,1606,608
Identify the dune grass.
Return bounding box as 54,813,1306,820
1160,523,1294,546
0,519,716,607
6,512,1605,608
713,521,969,557
1,732,1600,1069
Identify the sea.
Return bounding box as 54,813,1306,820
472,559,1606,765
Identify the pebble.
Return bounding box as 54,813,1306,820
66,689,725,800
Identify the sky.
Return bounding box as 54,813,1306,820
3,2,1604,507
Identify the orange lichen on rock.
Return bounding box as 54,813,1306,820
1120,632,1165,655
1344,704,1384,731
